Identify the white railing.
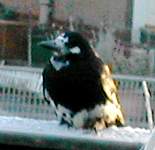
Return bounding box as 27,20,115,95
0,86,55,120
0,65,155,128
0,65,43,92
114,75,155,128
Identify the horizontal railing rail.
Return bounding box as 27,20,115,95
0,129,143,150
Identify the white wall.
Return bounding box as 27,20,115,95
146,0,155,25
132,0,155,43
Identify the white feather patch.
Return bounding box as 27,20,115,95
55,102,123,129
57,104,72,124
44,89,56,108
54,34,69,49
50,56,69,71
72,110,88,128
70,47,81,54
102,101,124,124
88,105,105,119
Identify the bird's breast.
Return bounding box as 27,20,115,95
43,61,105,112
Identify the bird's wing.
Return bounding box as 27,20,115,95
101,64,125,125
101,64,119,106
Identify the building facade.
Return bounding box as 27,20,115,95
0,0,131,29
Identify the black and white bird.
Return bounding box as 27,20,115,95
39,31,125,130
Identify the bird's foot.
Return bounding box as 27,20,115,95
59,118,73,129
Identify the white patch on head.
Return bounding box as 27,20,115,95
70,47,81,54
54,33,68,49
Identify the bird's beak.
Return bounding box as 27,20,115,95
38,40,60,53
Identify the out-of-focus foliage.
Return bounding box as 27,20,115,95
0,2,17,20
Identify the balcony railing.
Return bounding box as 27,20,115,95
0,65,154,149
0,65,155,128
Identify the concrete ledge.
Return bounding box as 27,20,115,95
0,130,143,150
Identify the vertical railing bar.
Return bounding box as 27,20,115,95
142,81,154,130
12,87,16,115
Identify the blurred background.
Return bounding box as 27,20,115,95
0,0,154,76
0,0,154,133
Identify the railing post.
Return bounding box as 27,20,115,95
142,81,154,130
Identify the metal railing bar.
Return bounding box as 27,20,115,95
0,130,144,150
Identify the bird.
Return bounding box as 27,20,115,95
38,31,125,131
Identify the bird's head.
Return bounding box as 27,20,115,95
38,31,94,59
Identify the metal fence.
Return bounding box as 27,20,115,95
0,86,55,120
115,75,155,128
0,65,155,129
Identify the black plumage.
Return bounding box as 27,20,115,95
39,32,125,130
